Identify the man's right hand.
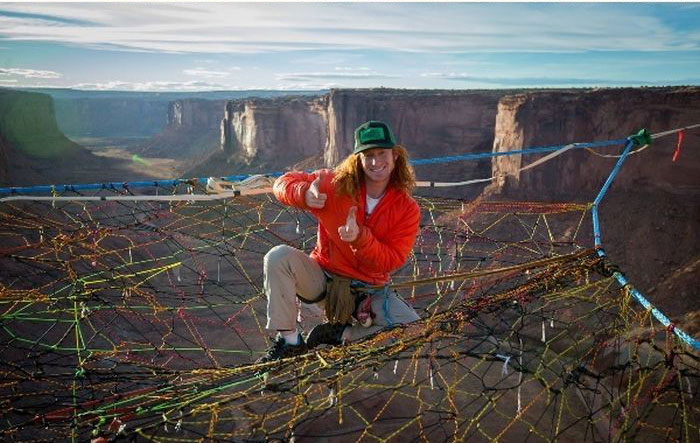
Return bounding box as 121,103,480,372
305,175,327,209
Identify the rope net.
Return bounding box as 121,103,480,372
0,181,697,442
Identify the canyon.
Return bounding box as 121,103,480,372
29,88,322,139
194,88,507,198
0,86,698,333
5,86,698,199
136,98,227,160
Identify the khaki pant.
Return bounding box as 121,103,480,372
264,245,420,342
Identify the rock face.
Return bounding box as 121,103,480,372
221,96,328,164
0,88,82,186
168,99,225,129
487,87,700,199
0,134,9,181
37,89,323,139
54,97,171,138
213,89,506,196
0,89,132,186
219,89,503,166
324,89,502,164
139,99,227,160
485,86,700,332
0,88,80,159
324,89,503,197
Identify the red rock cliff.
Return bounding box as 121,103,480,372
324,89,503,196
168,99,225,130
221,96,328,166
485,87,700,330
487,87,700,199
216,89,505,197
325,89,501,163
140,99,226,160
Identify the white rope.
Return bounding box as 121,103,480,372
0,188,274,203
0,175,274,203
416,144,576,188
416,121,700,187
519,143,576,172
495,353,511,376
650,123,700,139
416,177,494,188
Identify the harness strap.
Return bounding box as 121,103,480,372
296,271,388,326
325,274,354,324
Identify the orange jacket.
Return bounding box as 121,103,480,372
273,169,420,285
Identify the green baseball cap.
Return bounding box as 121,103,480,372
353,120,396,154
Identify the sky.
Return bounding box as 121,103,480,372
0,2,699,91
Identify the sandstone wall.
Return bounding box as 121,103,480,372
484,87,700,326
488,87,700,199
216,86,699,201
46,89,324,139
168,99,225,130
215,89,505,198
325,89,501,163
221,96,328,165
139,99,226,160
0,89,80,159
54,97,170,138
0,89,132,186
324,89,505,198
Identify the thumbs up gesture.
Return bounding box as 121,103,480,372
338,206,359,243
305,175,327,209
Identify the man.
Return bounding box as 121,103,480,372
259,120,421,363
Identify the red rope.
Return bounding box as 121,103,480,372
672,130,684,162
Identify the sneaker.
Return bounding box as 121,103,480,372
256,334,307,364
306,323,347,349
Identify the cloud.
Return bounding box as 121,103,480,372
0,3,696,55
0,3,696,91
419,72,695,87
0,68,62,79
183,68,231,79
70,80,228,92
0,9,95,26
333,67,371,71
277,70,397,83
276,82,338,91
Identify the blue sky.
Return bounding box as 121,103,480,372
0,2,699,91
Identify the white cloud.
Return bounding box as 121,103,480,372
334,67,371,72
0,3,696,55
418,72,664,87
277,71,398,82
70,80,228,92
183,68,230,79
0,67,62,79
276,81,338,91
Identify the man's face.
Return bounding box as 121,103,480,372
359,148,397,185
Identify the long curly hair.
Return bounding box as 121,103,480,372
332,145,416,197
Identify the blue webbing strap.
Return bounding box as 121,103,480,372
591,131,699,351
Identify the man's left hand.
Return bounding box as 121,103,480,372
338,206,359,243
